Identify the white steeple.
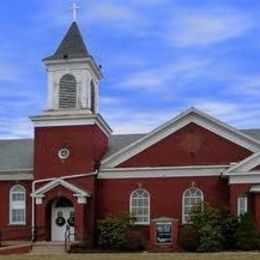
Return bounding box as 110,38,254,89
42,22,102,116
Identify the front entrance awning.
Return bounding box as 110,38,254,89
222,152,260,184
32,178,90,204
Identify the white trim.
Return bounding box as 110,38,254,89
43,57,103,80
0,174,33,181
223,152,260,175
101,108,260,168
73,194,88,204
182,187,204,224
237,196,248,216
129,189,150,225
250,185,260,193
0,168,33,173
30,113,112,137
229,175,260,184
0,169,33,181
9,185,26,225
58,148,70,159
33,178,89,197
31,171,97,241
225,171,260,176
98,165,229,179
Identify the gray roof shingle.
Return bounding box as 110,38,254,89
240,129,260,140
0,139,33,172
43,22,89,61
104,134,146,159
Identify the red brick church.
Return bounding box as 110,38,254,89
0,21,260,249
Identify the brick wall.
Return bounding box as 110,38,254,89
0,181,32,240
118,123,252,167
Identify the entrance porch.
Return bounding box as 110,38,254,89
31,178,91,242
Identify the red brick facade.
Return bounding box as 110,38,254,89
1,119,260,251
0,181,31,241
34,124,108,179
118,123,252,167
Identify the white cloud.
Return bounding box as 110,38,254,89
190,99,260,129
0,117,33,139
87,4,140,28
115,57,214,92
194,100,237,117
103,108,179,134
0,62,25,82
100,96,124,106
234,75,260,96
167,9,253,47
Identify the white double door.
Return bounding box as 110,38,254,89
51,206,75,241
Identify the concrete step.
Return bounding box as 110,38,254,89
31,242,66,255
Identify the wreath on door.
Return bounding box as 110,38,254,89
55,211,66,227
67,212,75,227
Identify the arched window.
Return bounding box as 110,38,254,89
130,189,150,225
90,80,96,113
10,185,26,225
182,187,204,224
59,74,77,109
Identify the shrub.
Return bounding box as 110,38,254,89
234,213,259,251
220,212,239,250
123,230,146,251
190,203,224,252
179,224,199,252
97,213,134,249
197,224,223,252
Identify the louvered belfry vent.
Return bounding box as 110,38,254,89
59,74,77,109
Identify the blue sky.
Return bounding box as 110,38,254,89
1,0,260,138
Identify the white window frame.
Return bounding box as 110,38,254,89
9,185,26,225
129,189,150,225
237,196,248,216
182,187,204,224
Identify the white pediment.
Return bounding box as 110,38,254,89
101,107,260,168
223,152,260,176
34,178,90,197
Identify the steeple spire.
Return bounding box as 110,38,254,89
43,22,89,61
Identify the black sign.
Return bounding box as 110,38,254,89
156,222,172,244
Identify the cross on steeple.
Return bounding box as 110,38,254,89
70,2,80,22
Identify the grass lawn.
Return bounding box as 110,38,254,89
2,253,260,260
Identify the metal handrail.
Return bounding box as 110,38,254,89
64,224,71,251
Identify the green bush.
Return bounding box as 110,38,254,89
220,211,239,250
197,224,223,252
97,213,134,249
190,203,240,252
179,224,199,252
123,230,146,251
190,203,224,252
234,213,259,251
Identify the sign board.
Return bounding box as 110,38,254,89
156,221,172,244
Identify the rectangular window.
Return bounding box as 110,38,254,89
237,197,248,216
12,209,25,223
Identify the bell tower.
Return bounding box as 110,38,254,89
43,22,100,114
31,22,112,180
